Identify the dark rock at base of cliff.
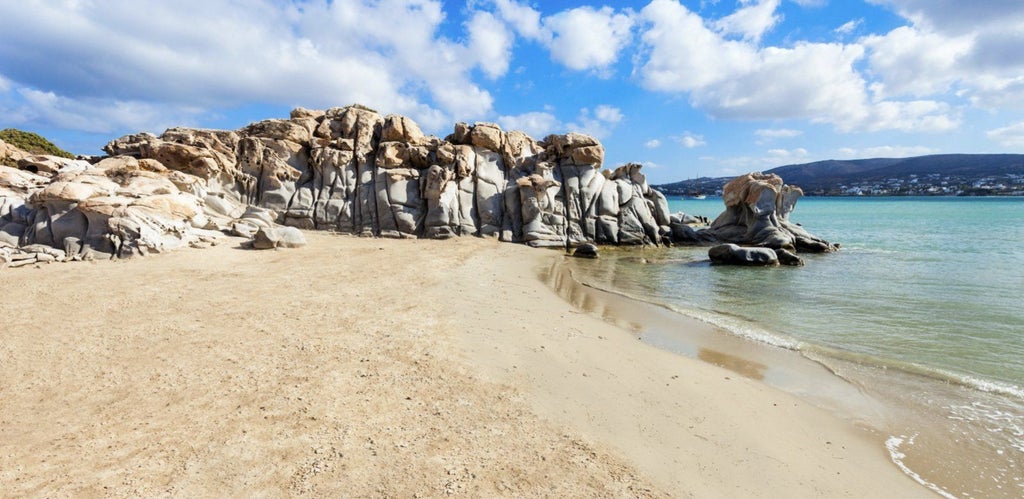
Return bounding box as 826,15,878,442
573,243,599,259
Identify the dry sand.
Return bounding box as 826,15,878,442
0,233,930,497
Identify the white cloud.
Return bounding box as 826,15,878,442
673,132,706,148
861,26,971,99
755,128,803,138
7,88,205,134
866,0,1024,35
713,0,782,43
594,105,624,124
835,145,937,158
967,76,1024,109
835,19,863,36
497,111,560,138
791,0,826,6
860,2,1024,109
986,122,1024,148
566,106,625,138
766,147,810,162
491,0,543,40
861,100,959,132
491,2,635,73
466,11,514,80
0,0,513,136
644,139,662,149
636,0,960,132
498,105,624,139
542,6,635,72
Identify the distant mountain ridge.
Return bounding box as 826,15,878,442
655,154,1024,196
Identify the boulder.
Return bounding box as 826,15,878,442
573,243,599,259
774,248,804,266
708,243,779,266
252,226,307,249
468,122,503,152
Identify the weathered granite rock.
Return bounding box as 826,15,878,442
774,248,804,266
517,174,564,247
252,226,307,249
702,173,836,253
2,105,838,268
709,243,779,266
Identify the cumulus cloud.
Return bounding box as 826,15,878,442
673,132,706,148
644,139,662,149
491,0,543,40
491,1,635,73
542,6,635,72
466,11,515,80
986,122,1024,148
636,0,960,132
861,1,1024,109
861,27,971,99
866,0,1024,35
0,0,513,135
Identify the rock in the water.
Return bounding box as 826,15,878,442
573,243,599,259
252,226,307,250
699,173,837,253
708,243,779,266
774,248,804,266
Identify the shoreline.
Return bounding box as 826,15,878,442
447,241,931,496
0,233,930,496
559,245,1024,498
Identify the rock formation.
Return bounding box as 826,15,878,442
701,173,837,253
1,105,835,268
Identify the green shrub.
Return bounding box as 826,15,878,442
0,128,75,159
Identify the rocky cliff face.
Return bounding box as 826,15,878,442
0,105,834,266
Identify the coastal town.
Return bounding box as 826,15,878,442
656,168,1024,197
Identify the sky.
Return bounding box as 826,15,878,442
2,0,1024,184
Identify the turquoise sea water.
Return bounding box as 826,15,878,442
565,196,1024,498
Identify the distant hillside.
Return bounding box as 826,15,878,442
654,154,1024,196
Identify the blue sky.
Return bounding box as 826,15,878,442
2,0,1024,184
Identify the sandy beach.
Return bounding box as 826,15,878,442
0,232,930,497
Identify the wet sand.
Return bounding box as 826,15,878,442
0,233,930,496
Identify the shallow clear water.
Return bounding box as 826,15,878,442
566,196,1024,498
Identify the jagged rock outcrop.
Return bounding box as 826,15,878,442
701,173,837,253
1,105,836,268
